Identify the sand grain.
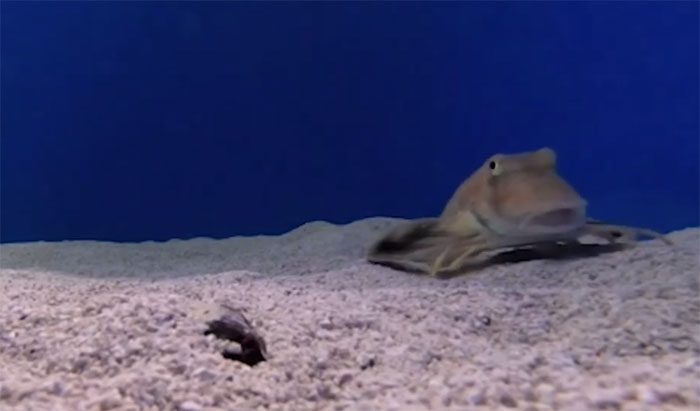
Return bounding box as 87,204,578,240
1,217,698,411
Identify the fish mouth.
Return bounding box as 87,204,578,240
527,208,583,228
474,203,587,240
516,205,587,236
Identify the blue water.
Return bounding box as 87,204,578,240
1,1,698,243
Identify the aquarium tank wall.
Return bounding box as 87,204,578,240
1,1,698,243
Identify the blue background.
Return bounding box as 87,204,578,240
1,1,698,243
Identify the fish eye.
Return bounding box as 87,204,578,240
488,159,503,176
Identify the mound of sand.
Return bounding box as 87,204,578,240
0,217,698,411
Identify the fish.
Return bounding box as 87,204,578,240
367,147,671,277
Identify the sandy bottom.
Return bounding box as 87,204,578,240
1,217,699,411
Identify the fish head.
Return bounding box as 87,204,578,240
443,147,588,239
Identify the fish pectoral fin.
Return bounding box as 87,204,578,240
582,220,673,245
431,241,490,276
366,218,474,273
367,218,442,253
367,218,493,276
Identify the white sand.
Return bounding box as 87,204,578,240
0,217,698,411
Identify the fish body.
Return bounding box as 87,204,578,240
368,147,670,277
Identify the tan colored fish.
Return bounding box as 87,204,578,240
367,147,671,277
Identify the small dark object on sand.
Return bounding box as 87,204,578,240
203,305,268,366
